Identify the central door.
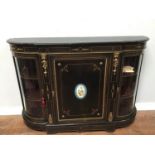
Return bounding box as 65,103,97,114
52,54,111,122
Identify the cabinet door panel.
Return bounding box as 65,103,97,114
52,56,110,122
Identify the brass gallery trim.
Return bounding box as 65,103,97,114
13,51,117,55
12,49,142,55
53,57,108,122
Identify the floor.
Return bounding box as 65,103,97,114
0,110,155,135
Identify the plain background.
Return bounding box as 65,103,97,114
0,0,155,154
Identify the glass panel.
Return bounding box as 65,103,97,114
56,59,105,119
15,57,45,118
122,56,139,76
120,76,136,97
119,97,133,116
17,59,37,78
26,100,43,117
14,57,27,110
21,79,41,99
118,55,141,116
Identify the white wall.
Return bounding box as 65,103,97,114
0,0,155,114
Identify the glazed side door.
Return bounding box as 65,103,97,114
13,53,47,119
49,53,112,123
115,51,143,119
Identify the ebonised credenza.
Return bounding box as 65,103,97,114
7,36,149,133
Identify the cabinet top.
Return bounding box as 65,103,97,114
7,36,149,46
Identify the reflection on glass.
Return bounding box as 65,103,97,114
119,97,133,115
22,79,41,99
123,66,135,73
122,56,139,76
18,59,37,78
26,100,43,117
121,76,136,97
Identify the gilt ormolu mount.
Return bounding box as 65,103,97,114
7,36,149,133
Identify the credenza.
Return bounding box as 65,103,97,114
7,36,149,133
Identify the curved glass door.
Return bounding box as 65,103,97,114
15,57,46,118
118,54,142,116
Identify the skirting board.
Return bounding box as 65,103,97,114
0,102,155,115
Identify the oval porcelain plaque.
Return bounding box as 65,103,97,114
74,84,87,99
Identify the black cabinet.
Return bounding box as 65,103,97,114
8,36,149,133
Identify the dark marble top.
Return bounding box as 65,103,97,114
7,36,149,45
